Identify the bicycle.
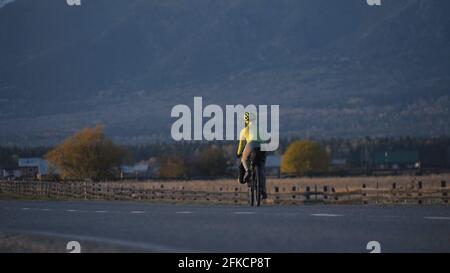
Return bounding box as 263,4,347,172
247,148,266,207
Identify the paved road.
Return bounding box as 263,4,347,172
1,200,449,252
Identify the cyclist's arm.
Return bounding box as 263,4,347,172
237,128,246,156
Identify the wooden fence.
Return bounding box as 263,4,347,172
0,175,448,205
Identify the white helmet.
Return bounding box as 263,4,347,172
244,111,256,124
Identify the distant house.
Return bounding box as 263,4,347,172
2,169,11,178
331,159,347,165
373,151,419,169
2,169,21,180
330,158,348,171
18,158,49,180
329,158,350,172
120,163,152,180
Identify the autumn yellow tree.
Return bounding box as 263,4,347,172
281,140,330,176
194,145,229,177
45,125,127,181
158,155,189,179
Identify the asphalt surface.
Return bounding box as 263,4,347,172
1,200,449,253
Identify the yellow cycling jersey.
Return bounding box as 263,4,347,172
237,123,262,156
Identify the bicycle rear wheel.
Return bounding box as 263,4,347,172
249,169,255,206
255,165,261,207
249,179,255,206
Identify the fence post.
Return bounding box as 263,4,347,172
442,180,447,204
84,181,87,200
314,185,317,200
361,183,367,204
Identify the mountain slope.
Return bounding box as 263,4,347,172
0,0,449,145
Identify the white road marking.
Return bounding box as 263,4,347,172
234,211,255,215
424,216,450,220
94,210,107,213
21,208,30,210
66,210,78,212
130,210,145,214
176,211,193,214
40,209,51,211
311,213,343,217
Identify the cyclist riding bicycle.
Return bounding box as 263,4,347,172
237,111,267,199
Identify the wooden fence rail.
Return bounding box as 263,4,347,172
0,177,448,205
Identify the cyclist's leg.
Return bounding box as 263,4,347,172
241,142,255,182
238,162,245,184
241,142,253,171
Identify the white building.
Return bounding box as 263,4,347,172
120,163,152,180
18,158,49,179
